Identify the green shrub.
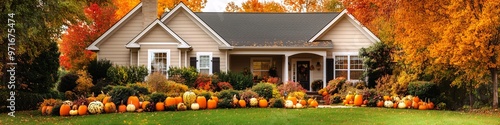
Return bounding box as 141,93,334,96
87,59,112,84
57,73,78,92
311,80,323,91
127,84,151,95
239,89,259,106
108,86,136,106
107,65,148,85
408,81,438,99
252,83,274,100
217,98,233,108
216,71,253,90
0,90,46,112
218,89,240,101
90,78,111,95
149,92,167,102
199,91,212,101
168,67,198,87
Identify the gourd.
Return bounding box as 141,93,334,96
353,94,363,106
413,96,420,103
183,91,197,109
69,105,79,116
258,99,268,108
412,101,420,109
165,97,176,107
118,100,127,113
144,102,155,112
142,101,151,110
207,99,217,109
126,101,136,112
191,103,200,110
398,101,407,109
102,91,112,104
128,95,140,110
383,96,391,101
299,100,307,106
175,96,183,105
59,103,71,116
78,103,88,115
104,101,116,113
427,99,435,110
196,96,207,109
287,96,297,105
250,98,258,107
295,103,303,109
239,99,247,108
156,101,165,111
307,98,314,105
88,101,104,114
45,106,54,115
232,95,239,106
177,103,187,111
419,102,428,110
285,100,294,108
384,101,393,108
211,96,219,103
345,92,354,104
310,99,319,108
376,100,384,107
87,92,96,102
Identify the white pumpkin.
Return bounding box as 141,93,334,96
191,103,200,110
295,103,303,109
384,101,393,108
126,104,136,112
250,98,258,107
88,101,104,114
69,110,78,116
398,101,407,109
285,100,294,108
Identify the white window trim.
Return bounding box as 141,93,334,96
250,57,273,78
333,52,364,81
148,49,171,77
196,52,213,74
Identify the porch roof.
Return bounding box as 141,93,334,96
195,12,339,47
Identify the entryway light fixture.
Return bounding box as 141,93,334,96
316,62,321,71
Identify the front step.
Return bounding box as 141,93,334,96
306,91,326,104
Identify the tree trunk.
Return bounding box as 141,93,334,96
491,69,498,109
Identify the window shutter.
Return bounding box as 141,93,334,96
212,57,220,74
190,57,197,69
326,58,334,82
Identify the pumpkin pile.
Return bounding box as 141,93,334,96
373,95,435,110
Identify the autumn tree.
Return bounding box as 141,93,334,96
60,3,116,70
112,0,141,20
285,0,344,12
113,0,207,19
225,0,287,12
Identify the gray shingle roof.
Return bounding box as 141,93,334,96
195,12,339,47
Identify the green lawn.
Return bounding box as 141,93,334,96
1,107,499,125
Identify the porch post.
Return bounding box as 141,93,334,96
323,55,327,88
283,54,289,84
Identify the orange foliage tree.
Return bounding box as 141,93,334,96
226,0,342,12
113,0,207,19
60,3,116,70
226,0,286,12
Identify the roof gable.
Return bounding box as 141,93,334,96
126,20,190,49
160,3,231,48
87,3,143,51
308,10,380,43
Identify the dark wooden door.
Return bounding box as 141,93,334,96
296,61,310,91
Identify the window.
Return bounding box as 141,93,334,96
251,58,272,78
334,55,364,80
197,52,212,74
148,49,170,76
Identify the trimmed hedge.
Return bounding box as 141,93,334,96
407,81,438,99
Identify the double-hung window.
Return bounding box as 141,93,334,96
197,52,212,74
148,49,170,76
334,55,364,80
251,58,272,78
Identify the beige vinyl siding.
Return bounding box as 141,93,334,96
319,17,373,52
131,50,138,66
138,45,180,67
138,25,177,43
165,10,226,72
97,10,144,65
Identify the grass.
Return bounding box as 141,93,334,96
1,107,499,125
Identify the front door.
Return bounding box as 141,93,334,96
296,61,310,91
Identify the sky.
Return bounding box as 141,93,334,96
202,0,282,12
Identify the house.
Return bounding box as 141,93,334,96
86,0,380,91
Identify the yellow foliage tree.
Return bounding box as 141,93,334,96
75,70,94,95
113,0,207,19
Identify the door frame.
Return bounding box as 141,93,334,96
291,58,312,91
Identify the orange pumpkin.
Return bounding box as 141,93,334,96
393,102,399,108
118,101,127,113
412,101,420,109
322,91,328,96
307,98,314,105
299,100,307,106
41,106,48,115
88,92,96,102
288,97,297,105
404,100,412,108
102,91,111,104
156,102,165,111
353,94,363,106
104,102,116,113
346,94,354,104
427,99,434,110
211,96,218,103
239,99,247,108
165,97,176,107
376,100,384,107
78,104,88,115
60,104,71,116
310,99,319,108
413,96,420,103
383,96,391,101
142,101,151,110
175,96,183,105
46,106,54,115
196,96,207,109
128,95,140,109
418,103,428,110
259,99,268,108
207,99,217,109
